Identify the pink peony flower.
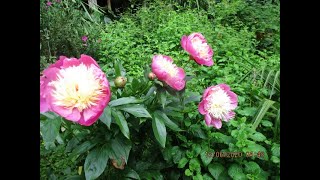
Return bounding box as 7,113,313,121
46,1,52,6
82,36,88,42
151,55,186,91
198,84,238,129
181,32,214,66
40,55,111,126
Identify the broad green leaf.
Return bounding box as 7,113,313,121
109,97,144,107
193,144,202,157
208,163,225,179
114,60,126,77
152,114,167,148
244,161,261,175
160,90,167,109
237,107,257,117
146,86,157,97
119,104,151,118
189,158,201,173
178,157,188,168
184,92,201,104
228,164,246,179
99,106,112,128
84,145,110,180
154,110,182,132
249,132,267,142
109,134,132,163
40,117,62,148
111,110,130,139
70,141,97,158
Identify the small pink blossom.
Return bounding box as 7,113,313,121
181,32,214,66
82,36,88,42
40,55,111,126
46,1,52,6
151,55,186,91
198,84,238,129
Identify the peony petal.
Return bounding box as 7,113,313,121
176,67,186,80
83,108,96,122
227,91,238,109
65,108,81,122
62,58,81,68
204,113,212,126
224,111,235,121
218,84,231,91
210,117,222,129
198,100,207,115
40,97,49,113
181,35,188,50
80,54,99,67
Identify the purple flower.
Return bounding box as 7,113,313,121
82,36,88,42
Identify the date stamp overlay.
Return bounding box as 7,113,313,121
206,151,265,158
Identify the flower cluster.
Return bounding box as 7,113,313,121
41,32,237,129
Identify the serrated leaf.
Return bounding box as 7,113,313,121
119,104,151,118
271,144,280,157
228,164,246,179
190,124,206,139
109,97,144,107
189,158,201,173
99,106,112,128
178,157,189,168
249,132,266,142
111,110,130,139
124,168,140,179
154,110,182,132
84,145,110,180
203,173,213,180
200,149,214,167
208,163,225,180
244,161,261,175
152,114,167,148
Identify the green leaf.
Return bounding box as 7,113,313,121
249,132,267,142
189,158,201,173
114,60,126,77
228,164,246,179
40,117,62,148
178,157,189,168
184,92,201,104
111,110,130,139
99,106,112,128
109,97,144,107
237,107,257,117
271,156,280,163
193,144,202,157
271,143,280,157
123,168,140,179
261,120,273,127
119,104,151,118
190,124,206,139
200,149,214,167
203,174,213,180
154,110,182,132
243,144,269,160
194,173,203,180
109,134,132,164
244,161,261,175
152,114,167,148
252,99,275,130
185,169,193,176
84,145,110,180
70,141,97,158
159,90,167,109
208,163,225,179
